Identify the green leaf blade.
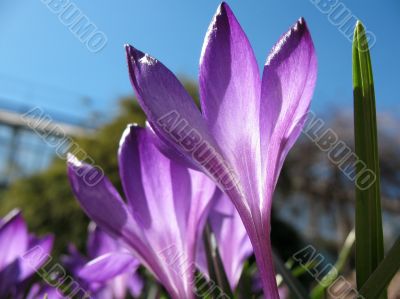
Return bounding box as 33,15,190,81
352,20,385,295
310,230,355,299
360,237,400,299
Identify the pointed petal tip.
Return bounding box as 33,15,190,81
125,45,155,67
219,2,231,13
205,1,234,39
265,17,314,66
214,1,236,24
125,44,138,60
125,44,143,60
295,17,310,34
298,17,306,26
124,43,137,54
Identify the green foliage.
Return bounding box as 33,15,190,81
360,237,400,299
353,20,385,294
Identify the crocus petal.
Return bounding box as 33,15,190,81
67,154,136,240
260,18,317,211
67,155,148,264
200,3,261,137
118,125,216,299
119,124,191,239
78,252,139,283
199,2,262,203
209,191,253,290
0,210,28,271
18,234,54,282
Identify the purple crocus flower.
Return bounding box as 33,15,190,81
67,125,217,299
125,2,317,297
0,209,54,298
62,223,143,299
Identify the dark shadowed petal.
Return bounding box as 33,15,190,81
260,18,317,210
18,234,54,282
0,210,28,271
78,252,139,283
209,191,253,290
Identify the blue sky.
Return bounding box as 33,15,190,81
0,0,399,120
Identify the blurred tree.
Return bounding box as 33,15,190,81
0,81,200,257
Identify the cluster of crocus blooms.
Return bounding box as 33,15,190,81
0,210,53,298
68,124,252,298
67,1,317,298
26,223,143,299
